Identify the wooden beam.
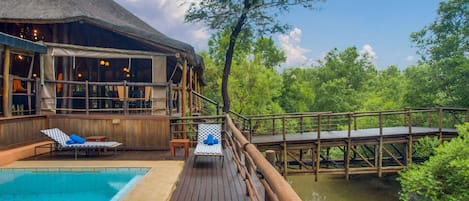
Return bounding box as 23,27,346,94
350,146,375,167
383,146,404,166
2,46,11,117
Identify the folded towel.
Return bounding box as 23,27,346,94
203,134,218,145
66,140,75,145
70,134,86,144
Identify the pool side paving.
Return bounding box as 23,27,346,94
1,160,184,201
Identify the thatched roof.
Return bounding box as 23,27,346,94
0,0,198,62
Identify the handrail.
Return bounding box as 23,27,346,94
191,90,250,130
226,115,302,201
191,90,221,115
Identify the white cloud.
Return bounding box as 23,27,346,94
359,44,377,61
405,55,414,61
115,0,209,50
278,28,311,66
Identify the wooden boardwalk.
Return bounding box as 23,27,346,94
250,126,460,180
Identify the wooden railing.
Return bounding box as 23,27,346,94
225,115,301,201
42,80,171,115
1,76,174,116
169,115,302,201
248,108,469,138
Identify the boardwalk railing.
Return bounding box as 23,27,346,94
170,115,302,201
249,108,469,138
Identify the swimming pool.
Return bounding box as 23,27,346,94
0,168,148,201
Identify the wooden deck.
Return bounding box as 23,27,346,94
30,148,252,201
171,149,251,201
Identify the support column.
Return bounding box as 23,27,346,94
2,46,11,117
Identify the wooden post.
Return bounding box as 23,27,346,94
188,66,193,116
282,117,287,179
181,59,187,117
123,81,128,115
407,111,413,164
266,150,276,166
327,115,331,131
35,78,41,115
378,112,383,177
168,82,173,116
85,80,89,115
2,46,11,116
345,113,352,180
315,114,321,182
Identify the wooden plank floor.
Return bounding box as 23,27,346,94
252,126,458,144
171,149,250,201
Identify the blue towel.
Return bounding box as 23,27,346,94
70,134,86,144
203,134,218,145
66,140,75,145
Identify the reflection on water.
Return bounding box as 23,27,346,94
288,174,400,201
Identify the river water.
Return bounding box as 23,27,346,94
288,174,400,201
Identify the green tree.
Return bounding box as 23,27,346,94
411,0,468,61
201,33,286,115
398,123,469,201
362,65,404,111
403,64,442,107
185,0,323,113
311,47,376,112
279,68,315,112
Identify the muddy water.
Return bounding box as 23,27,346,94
288,174,400,201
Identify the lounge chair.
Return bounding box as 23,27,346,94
194,124,224,167
40,128,123,160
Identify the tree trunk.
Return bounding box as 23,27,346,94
222,8,249,113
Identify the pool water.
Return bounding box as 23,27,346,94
0,168,148,201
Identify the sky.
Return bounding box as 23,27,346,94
115,0,441,70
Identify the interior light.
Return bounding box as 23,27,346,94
125,73,130,78
100,60,105,65
77,73,83,78
32,73,38,78
105,61,110,67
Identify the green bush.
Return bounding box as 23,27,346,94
398,123,469,201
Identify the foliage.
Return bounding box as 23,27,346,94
410,0,468,61
185,0,323,112
398,123,469,201
413,136,440,158
311,47,376,112
279,68,315,112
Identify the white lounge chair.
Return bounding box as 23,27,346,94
40,128,123,160
194,124,224,167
